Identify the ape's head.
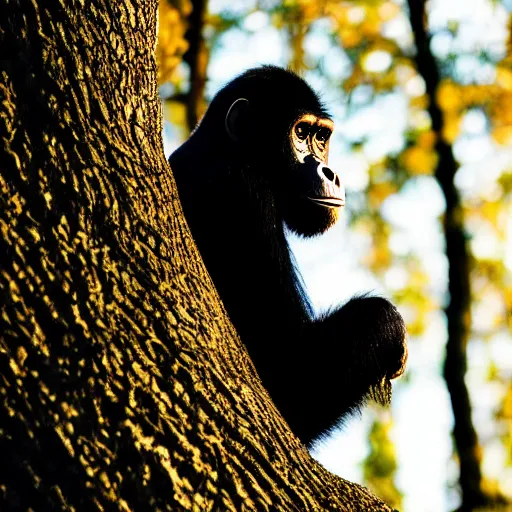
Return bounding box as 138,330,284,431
196,66,345,238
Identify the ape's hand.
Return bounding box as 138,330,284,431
334,296,407,380
315,295,408,391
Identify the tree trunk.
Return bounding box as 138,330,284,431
0,1,393,510
183,0,208,132
406,2,491,509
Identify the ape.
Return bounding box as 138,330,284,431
169,66,407,445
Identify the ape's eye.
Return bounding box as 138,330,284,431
295,123,310,140
316,128,331,143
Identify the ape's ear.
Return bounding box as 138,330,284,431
225,98,250,142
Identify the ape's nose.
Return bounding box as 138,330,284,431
319,165,341,188
317,163,345,204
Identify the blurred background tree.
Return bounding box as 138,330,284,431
156,0,512,510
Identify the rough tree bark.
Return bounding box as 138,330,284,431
407,2,493,509
0,1,394,510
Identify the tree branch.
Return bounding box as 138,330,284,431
183,0,209,132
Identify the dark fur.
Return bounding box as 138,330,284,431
169,66,407,445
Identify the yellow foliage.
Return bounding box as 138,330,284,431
373,72,399,92
328,1,399,49
435,77,512,146
339,27,364,49
368,182,397,208
437,80,463,112
503,385,512,420
442,111,461,143
409,268,431,288
489,88,512,145
156,0,191,85
343,66,365,92
436,79,512,146
163,99,187,126
496,66,512,91
378,2,400,22
401,146,438,175
491,91,512,125
406,317,425,337
499,173,512,194
368,246,392,271
326,3,364,28
478,201,501,228
492,126,512,145
480,477,508,501
360,19,381,39
417,130,437,148
356,215,392,273
505,288,512,330
363,418,402,509
300,0,324,21
281,0,324,23
409,94,429,110
323,3,348,26
391,261,436,337
364,229,392,272
271,12,285,30
438,80,503,109
462,83,501,106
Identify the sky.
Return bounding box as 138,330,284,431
163,1,512,510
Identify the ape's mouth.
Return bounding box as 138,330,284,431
307,197,345,208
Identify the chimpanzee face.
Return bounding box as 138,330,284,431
223,97,345,238
281,114,345,237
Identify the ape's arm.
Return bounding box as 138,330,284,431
282,296,407,446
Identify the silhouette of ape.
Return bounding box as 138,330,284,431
169,66,407,445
